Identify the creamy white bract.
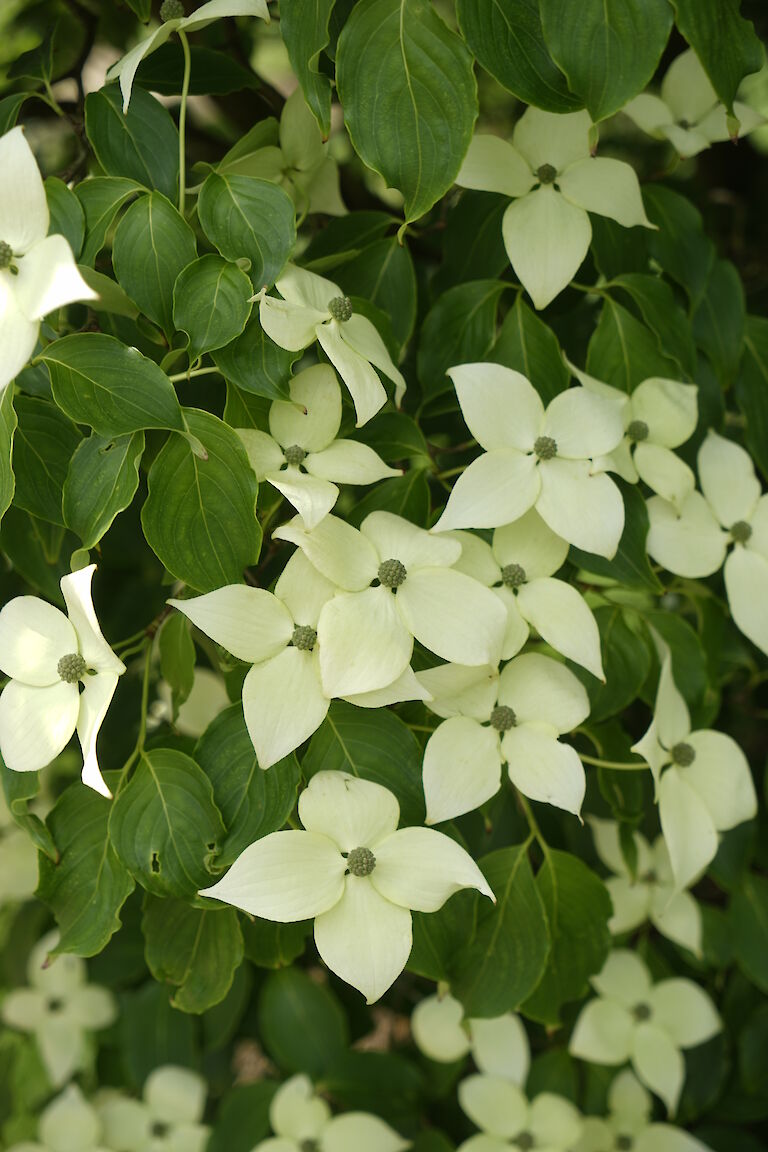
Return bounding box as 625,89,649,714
96,1066,211,1152
457,1074,583,1152
411,993,530,1083
574,1070,714,1152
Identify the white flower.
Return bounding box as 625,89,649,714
8,1084,110,1152
97,1065,210,1152
574,1069,715,1152
624,49,764,158
589,816,702,956
647,430,768,655
630,647,756,891
432,364,626,559
0,128,97,393
456,108,654,309
411,992,530,1084
0,789,39,906
2,931,117,1089
237,364,400,529
457,1074,583,1152
569,950,721,1116
258,264,406,426
274,511,506,697
417,653,590,824
199,770,495,1003
251,1073,408,1152
152,667,230,738
106,0,270,113
0,565,126,798
449,511,604,678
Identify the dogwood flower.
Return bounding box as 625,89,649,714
624,49,764,158
97,1065,211,1152
199,771,495,1002
2,931,117,1088
0,789,39,906
258,264,406,426
0,127,97,393
0,565,126,798
570,951,721,1115
589,816,701,955
457,1074,583,1152
456,108,653,309
575,1069,714,1152
411,991,530,1083
432,364,625,558
237,364,399,529
449,512,603,677
631,647,756,891
8,1085,110,1152
647,431,768,655
274,511,506,697
417,653,590,824
106,0,270,113
152,667,230,738
251,1073,408,1152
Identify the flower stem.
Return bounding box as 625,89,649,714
177,29,192,213
517,793,551,865
580,754,646,771
168,366,223,383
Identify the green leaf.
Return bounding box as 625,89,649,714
195,704,300,867
39,334,186,437
642,609,710,719
280,0,336,135
323,1050,424,1127
586,297,679,392
206,1083,277,1152
409,887,477,982
539,0,673,122
75,177,142,267
197,173,296,288
79,267,140,319
142,897,244,1013
692,259,745,386
456,0,581,113
173,255,253,362
0,385,16,524
110,748,226,898
570,606,651,723
45,177,85,260
336,0,478,223
737,317,768,482
643,184,715,307
671,0,765,116
8,26,56,85
491,296,570,404
158,612,196,722
134,43,259,96
0,507,72,604
62,431,145,549
121,981,199,1085
142,409,261,592
0,759,57,860
84,84,179,202
607,273,697,379
258,967,349,1077
242,918,311,969
731,873,768,994
569,480,664,592
0,92,30,135
37,780,135,957
112,192,198,338
213,315,297,401
418,280,506,401
589,216,650,281
347,470,430,528
12,397,81,526
124,0,151,18
523,850,612,1024
303,701,425,825
351,412,430,466
332,238,417,350
434,191,509,294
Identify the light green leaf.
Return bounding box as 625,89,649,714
0,385,18,524
280,0,336,135
142,897,244,1013
62,431,145,549
12,396,81,526
173,255,253,361
671,0,765,116
197,173,296,288
84,84,179,202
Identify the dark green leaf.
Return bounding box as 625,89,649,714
418,280,506,401
134,43,259,96
0,759,57,860
242,918,311,969
0,385,18,524
124,0,151,18
120,981,199,1085
671,0,764,116
589,216,650,281
409,887,477,981
731,873,768,993
84,85,179,202
642,609,710,719
198,173,296,288
333,238,417,350
62,432,145,549
79,267,140,319
12,397,81,526
643,184,715,306
173,255,253,361
258,968,349,1076
323,1050,424,1127
206,1083,277,1152
280,0,336,135
347,470,430,528
45,178,85,261
351,412,430,466
491,296,570,404
586,297,679,392
158,612,196,722
75,177,142,267
692,259,745,386
569,480,664,592
142,897,244,1012
434,191,509,294
737,316,768,482
213,314,297,401
608,273,697,379
570,606,651,722
0,93,30,135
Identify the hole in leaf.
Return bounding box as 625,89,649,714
151,852,161,873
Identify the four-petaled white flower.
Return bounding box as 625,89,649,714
251,1073,408,1152
258,264,406,427
97,1065,211,1152
574,1069,714,1152
631,645,756,891
589,816,701,956
0,565,126,798
455,108,654,309
8,1084,110,1152
569,950,721,1115
106,0,270,113
624,49,764,158
237,363,400,529
432,364,626,559
647,430,768,655
199,770,495,1003
0,787,39,907
0,127,97,394
2,931,117,1089
457,1073,583,1152
411,991,530,1083
417,653,590,825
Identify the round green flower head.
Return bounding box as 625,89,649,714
346,846,376,876
57,652,87,684
328,295,353,322
730,520,752,544
291,625,317,651
160,0,185,19
284,444,307,466
0,241,13,270
378,558,407,588
490,705,517,731
537,163,557,184
627,420,649,442
501,563,526,588
534,435,557,460
671,741,695,767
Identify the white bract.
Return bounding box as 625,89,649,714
198,770,495,1002
456,108,653,309
575,1070,714,1152
457,1074,583,1152
417,654,590,824
106,0,270,113
589,816,701,956
237,364,399,529
569,950,721,1115
274,511,506,697
2,931,116,1089
0,788,39,907
0,127,97,393
647,431,768,655
411,992,530,1084
631,648,756,891
432,364,626,559
251,1073,408,1152
258,264,406,426
624,49,764,158
0,565,126,798
97,1065,210,1152
8,1084,110,1152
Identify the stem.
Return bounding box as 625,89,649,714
168,366,224,383
518,793,551,864
436,465,466,481
42,80,66,118
580,754,647,771
178,29,192,213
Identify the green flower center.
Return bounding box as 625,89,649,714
516,1133,535,1151
534,435,557,461
46,997,64,1013
346,846,376,876
328,295,353,322
490,705,517,731
0,240,13,270
159,0,185,19
615,1138,633,1152
501,563,526,588
640,869,658,885
536,164,557,185
378,558,407,588
57,652,87,684
671,741,695,767
633,1002,652,1022
627,419,649,443
291,625,317,652
300,1143,318,1152
730,519,752,545
284,444,307,467
151,1121,171,1138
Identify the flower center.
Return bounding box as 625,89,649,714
627,419,649,443
151,1121,170,1138
516,1133,535,1151
632,1002,652,1022
490,705,517,731
501,563,527,588
47,997,64,1013
159,0,184,19
57,652,87,684
534,435,557,461
291,625,317,651
536,164,557,184
0,240,13,270
671,741,695,767
284,444,307,466
730,519,752,545
300,1142,319,1152
378,558,407,588
346,846,376,876
640,869,658,884
615,1138,633,1151
327,295,353,322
